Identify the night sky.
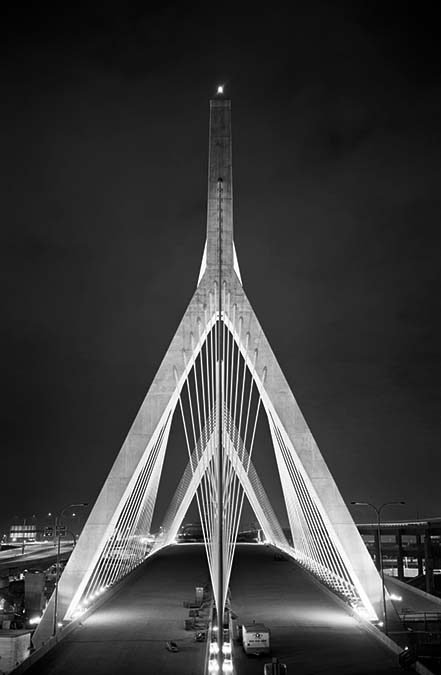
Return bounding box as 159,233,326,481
2,3,441,537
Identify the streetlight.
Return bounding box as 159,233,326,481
351,500,405,634
52,502,88,637
21,516,27,555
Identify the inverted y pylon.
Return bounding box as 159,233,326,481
33,94,384,649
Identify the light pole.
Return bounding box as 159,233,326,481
66,529,77,547
52,502,88,637
351,500,405,634
21,517,27,555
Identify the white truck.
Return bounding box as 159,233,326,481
242,623,271,655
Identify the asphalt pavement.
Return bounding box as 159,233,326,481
230,544,403,675
25,545,210,675
386,574,441,613
0,544,73,576
24,544,406,675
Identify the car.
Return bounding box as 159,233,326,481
165,641,179,652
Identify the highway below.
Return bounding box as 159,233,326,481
0,544,73,576
25,544,403,674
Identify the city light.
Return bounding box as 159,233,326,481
352,604,374,621
217,85,224,95
29,616,41,625
72,604,87,619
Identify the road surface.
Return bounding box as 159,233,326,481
0,544,73,576
386,574,441,613
230,544,402,674
26,545,209,675
26,544,405,674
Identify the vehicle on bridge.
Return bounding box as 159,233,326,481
242,623,271,655
165,640,179,652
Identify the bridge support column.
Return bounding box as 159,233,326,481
424,530,435,594
396,529,404,580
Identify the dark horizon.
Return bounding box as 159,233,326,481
2,3,441,537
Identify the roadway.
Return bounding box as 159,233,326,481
25,545,210,675
0,544,73,576
25,544,403,674
229,544,402,674
385,574,441,614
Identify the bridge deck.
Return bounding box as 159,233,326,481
26,544,403,674
26,545,209,675
230,544,402,674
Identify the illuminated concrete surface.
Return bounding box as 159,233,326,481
25,545,209,675
230,544,402,674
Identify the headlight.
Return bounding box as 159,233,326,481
208,658,219,673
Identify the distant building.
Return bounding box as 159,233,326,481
9,525,37,543
178,523,203,542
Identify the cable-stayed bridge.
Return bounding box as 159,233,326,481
28,92,412,674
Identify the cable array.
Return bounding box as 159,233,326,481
267,408,362,606
157,402,289,555
68,413,172,617
172,282,265,614
65,280,373,622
